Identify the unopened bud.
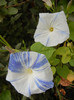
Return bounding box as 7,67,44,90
42,0,52,7
67,0,72,12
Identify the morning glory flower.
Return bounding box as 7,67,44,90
6,51,54,97
34,11,70,47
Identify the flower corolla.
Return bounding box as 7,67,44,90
6,51,54,97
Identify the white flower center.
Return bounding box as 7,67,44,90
49,27,54,32
26,68,33,74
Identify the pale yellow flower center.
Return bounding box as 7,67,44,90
49,27,54,32
26,68,33,74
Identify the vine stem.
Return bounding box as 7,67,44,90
5,1,29,8
55,85,63,100
0,35,11,48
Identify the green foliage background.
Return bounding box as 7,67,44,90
0,0,74,100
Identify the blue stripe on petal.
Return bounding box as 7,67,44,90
46,37,50,46
33,58,48,69
34,31,48,38
53,13,59,22
27,52,30,68
32,54,41,69
34,66,49,71
51,12,60,25
34,79,46,92
36,78,54,87
28,85,31,96
10,76,25,82
59,30,68,34
22,52,26,62
10,78,21,82
34,33,42,38
42,83,54,89
40,17,49,28
23,52,28,66
8,54,24,73
34,77,54,91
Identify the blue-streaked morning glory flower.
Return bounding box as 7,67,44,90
34,11,70,47
6,51,54,97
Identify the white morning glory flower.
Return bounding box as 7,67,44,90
6,51,54,97
34,11,70,47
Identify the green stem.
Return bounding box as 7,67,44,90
51,7,55,12
5,46,20,53
0,35,11,48
66,13,69,19
0,39,6,45
55,85,62,100
5,1,26,8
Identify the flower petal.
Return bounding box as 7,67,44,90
33,66,53,82
31,53,49,69
52,11,69,34
8,52,25,73
45,29,69,46
6,69,32,97
34,78,54,89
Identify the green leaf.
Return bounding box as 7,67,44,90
68,5,74,13
31,42,56,59
51,66,56,75
69,59,74,67
0,0,7,6
55,47,71,63
56,65,70,79
69,22,74,41
0,90,11,100
62,55,71,64
10,13,22,24
49,56,60,65
0,7,8,15
8,7,18,15
55,47,70,55
8,0,17,6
